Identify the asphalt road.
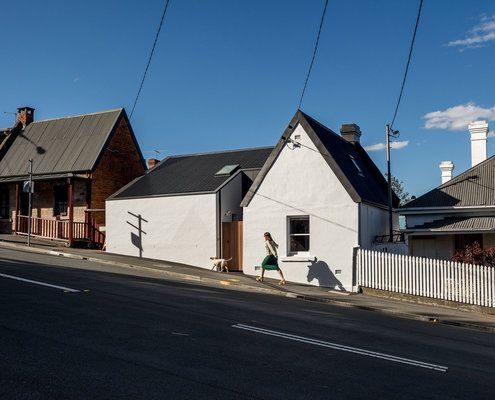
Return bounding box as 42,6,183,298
1,248,494,400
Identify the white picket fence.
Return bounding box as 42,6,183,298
356,249,495,308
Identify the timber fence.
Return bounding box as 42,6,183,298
356,248,494,308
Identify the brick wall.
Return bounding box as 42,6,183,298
91,116,145,225
2,180,88,233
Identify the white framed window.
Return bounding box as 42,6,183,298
287,216,310,255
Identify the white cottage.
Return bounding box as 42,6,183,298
241,111,397,291
106,147,272,269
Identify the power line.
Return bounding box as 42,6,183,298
298,0,329,109
390,0,424,129
130,0,172,119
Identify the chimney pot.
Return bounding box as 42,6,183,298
340,123,361,144
439,160,454,184
17,106,35,127
147,158,160,170
468,120,488,167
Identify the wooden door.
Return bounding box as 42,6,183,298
222,221,243,271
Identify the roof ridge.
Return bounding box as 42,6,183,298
299,110,352,146
437,154,495,189
404,154,495,207
167,145,274,159
30,108,123,124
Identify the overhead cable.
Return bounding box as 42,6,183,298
298,0,329,109
130,0,172,119
390,0,424,128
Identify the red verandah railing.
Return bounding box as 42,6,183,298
16,215,105,248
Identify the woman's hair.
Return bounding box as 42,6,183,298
264,232,278,248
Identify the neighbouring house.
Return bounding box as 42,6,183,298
0,106,146,247
401,120,495,260
241,111,398,291
105,147,273,269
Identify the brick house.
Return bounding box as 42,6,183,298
0,106,146,247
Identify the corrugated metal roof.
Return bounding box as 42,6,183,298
0,109,123,178
111,147,274,198
408,216,495,232
402,156,495,208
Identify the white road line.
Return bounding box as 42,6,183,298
233,323,448,372
0,272,80,293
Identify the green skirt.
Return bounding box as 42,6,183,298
261,255,279,270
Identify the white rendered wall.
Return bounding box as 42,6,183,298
243,124,359,291
360,203,391,248
106,194,217,268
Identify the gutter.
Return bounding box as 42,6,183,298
400,205,495,214
405,229,495,236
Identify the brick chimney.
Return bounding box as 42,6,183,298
340,123,361,144
17,107,35,127
147,158,160,170
439,160,454,184
468,120,488,167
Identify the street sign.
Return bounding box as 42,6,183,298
23,181,34,193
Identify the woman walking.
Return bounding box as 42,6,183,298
256,232,286,285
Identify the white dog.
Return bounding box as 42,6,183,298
210,257,231,273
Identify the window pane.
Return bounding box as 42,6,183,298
0,189,9,218
290,235,309,252
54,185,68,216
290,218,309,234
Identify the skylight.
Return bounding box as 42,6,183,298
215,164,240,176
349,155,364,177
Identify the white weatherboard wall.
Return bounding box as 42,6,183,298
243,124,359,291
106,194,217,268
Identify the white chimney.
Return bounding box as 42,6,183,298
439,160,454,184
468,120,488,167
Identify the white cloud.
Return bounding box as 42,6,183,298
364,140,409,152
447,14,495,50
423,102,495,131
489,131,495,138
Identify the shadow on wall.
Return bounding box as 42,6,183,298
307,259,345,290
126,211,148,258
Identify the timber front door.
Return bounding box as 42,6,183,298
222,221,243,271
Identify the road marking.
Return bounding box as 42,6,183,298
0,272,80,293
220,281,231,286
232,323,448,372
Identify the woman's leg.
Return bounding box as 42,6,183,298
256,268,265,282
278,268,286,284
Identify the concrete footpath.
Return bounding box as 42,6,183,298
1,234,495,332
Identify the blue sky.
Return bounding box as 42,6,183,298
1,0,494,197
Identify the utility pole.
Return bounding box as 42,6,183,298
27,159,33,247
386,125,400,243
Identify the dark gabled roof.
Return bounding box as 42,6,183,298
110,146,274,199
402,155,495,209
0,108,133,180
241,110,396,208
406,216,495,232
